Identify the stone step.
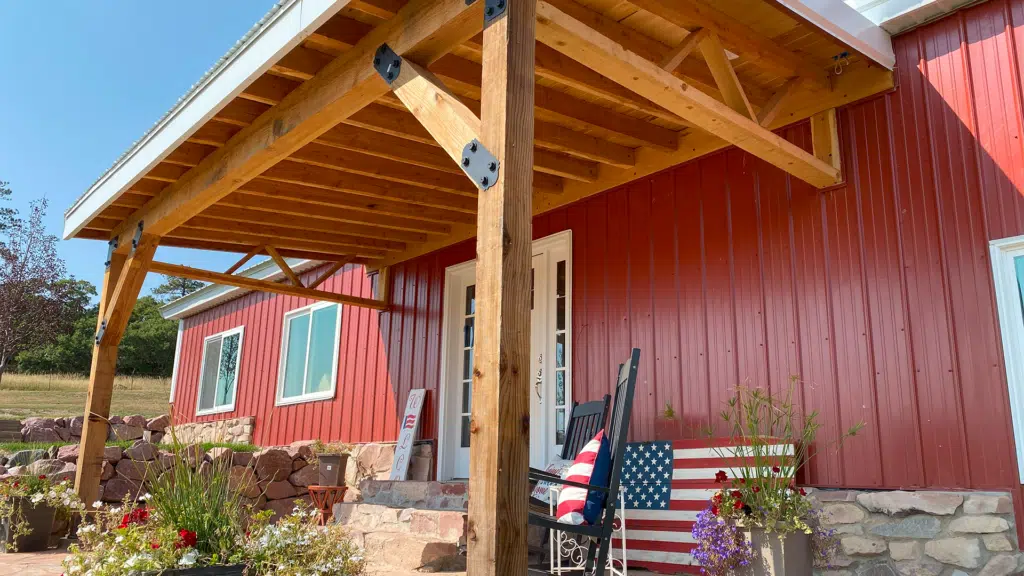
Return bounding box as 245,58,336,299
332,503,465,543
356,531,461,572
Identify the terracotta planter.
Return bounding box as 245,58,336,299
144,566,246,575
741,528,811,576
317,454,349,487
1,498,56,553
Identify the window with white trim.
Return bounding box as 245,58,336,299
990,236,1024,483
196,326,243,415
276,302,341,405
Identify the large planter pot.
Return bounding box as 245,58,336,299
144,566,246,576
317,453,349,486
741,528,811,576
1,498,56,553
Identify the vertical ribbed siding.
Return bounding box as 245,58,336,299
171,0,1024,495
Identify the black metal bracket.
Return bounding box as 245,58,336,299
373,44,402,85
461,139,499,190
130,221,144,255
95,320,107,346
105,237,119,268
484,0,507,26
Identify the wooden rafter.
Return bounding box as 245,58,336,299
699,32,756,120
661,27,707,72
309,257,354,290
98,235,159,347
757,77,799,127
265,246,302,286
224,245,264,275
148,261,388,310
109,0,486,253
535,0,841,188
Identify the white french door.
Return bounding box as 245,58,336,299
440,231,572,480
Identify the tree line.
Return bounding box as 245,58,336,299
0,181,203,383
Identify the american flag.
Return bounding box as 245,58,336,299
610,439,793,574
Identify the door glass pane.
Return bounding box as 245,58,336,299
555,371,565,405
555,333,565,368
199,338,221,411
462,349,473,381
461,415,471,448
557,260,566,296
556,296,566,331
462,378,472,413
305,305,338,394
464,318,474,348
465,285,475,315
282,313,310,398
1015,257,1024,313
216,333,240,406
555,409,565,446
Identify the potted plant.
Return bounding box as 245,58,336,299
310,441,353,487
692,380,859,575
654,402,682,440
0,474,84,552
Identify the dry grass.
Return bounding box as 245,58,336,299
0,373,171,420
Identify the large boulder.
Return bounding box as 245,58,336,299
115,458,159,482
254,449,294,482
208,447,234,467
26,459,67,477
146,414,170,431
288,464,319,488
21,417,58,430
7,449,47,467
102,478,142,502
288,440,317,461
122,415,147,428
229,466,260,498
68,416,84,436
857,491,962,516
124,441,158,462
108,423,144,441
55,427,71,441
232,451,254,468
263,480,298,500
100,460,115,481
183,444,205,468
103,446,124,464
24,427,62,443
50,462,76,483
57,445,80,463
266,495,312,521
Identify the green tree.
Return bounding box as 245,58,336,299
117,296,178,376
152,275,204,303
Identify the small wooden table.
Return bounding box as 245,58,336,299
307,485,348,525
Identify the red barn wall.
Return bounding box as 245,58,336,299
171,0,1024,492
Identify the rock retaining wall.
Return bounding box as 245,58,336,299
809,489,1022,576
16,414,169,444
165,416,254,445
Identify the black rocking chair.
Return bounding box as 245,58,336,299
527,348,641,576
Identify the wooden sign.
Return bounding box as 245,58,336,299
390,389,426,481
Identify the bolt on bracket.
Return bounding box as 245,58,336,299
373,44,402,85
461,139,499,190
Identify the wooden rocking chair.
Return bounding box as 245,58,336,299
527,348,641,576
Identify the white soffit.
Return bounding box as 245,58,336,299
63,0,346,240
777,0,896,69
847,0,977,34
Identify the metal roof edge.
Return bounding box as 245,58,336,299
848,0,979,34
775,0,896,70
159,258,321,320
63,0,346,240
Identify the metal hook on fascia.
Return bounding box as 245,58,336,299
130,221,144,255
461,139,499,190
105,237,119,268
373,44,402,85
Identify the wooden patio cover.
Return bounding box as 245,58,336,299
65,0,893,573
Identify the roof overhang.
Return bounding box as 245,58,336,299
160,257,320,320
847,0,977,34
63,0,346,240
774,0,895,69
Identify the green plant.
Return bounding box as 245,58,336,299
0,474,84,551
242,503,364,575
661,403,676,419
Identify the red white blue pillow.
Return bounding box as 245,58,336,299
555,429,612,525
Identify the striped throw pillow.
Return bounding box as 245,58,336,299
556,429,609,525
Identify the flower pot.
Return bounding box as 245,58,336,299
741,528,811,576
317,454,349,486
1,498,56,553
144,565,246,575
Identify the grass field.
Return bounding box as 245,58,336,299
0,373,172,420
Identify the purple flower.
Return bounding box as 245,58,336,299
691,505,754,575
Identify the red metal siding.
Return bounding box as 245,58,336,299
171,0,1024,493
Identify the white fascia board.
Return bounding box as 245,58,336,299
848,0,976,35
62,0,346,240
776,0,895,70
159,258,321,320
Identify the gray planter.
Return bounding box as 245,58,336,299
741,528,811,576
1,498,56,553
317,454,349,487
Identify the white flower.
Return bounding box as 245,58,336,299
115,535,124,544
30,493,44,504
91,501,103,508
179,549,199,567
140,492,152,501
77,524,97,535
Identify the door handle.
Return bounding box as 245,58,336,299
535,354,543,401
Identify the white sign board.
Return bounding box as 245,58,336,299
389,389,426,481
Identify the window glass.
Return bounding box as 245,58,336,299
460,285,475,448
216,333,240,406
197,328,242,414
198,339,221,412
280,304,340,402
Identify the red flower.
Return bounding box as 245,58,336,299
753,486,761,493
150,542,160,550
12,482,18,488
175,529,197,550
733,500,744,511
771,465,781,474
730,490,742,499
739,478,746,485
712,493,722,504
714,470,728,483
799,488,807,496
118,507,150,529
710,505,719,516
38,475,46,480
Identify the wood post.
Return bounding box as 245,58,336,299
467,1,535,575
74,236,156,506
811,108,842,181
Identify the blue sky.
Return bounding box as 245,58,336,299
0,1,276,299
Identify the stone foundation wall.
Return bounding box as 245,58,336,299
165,416,254,445
809,489,1022,576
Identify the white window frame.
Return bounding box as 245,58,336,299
195,325,245,416
275,301,342,406
989,235,1024,482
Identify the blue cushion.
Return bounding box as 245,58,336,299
582,432,612,525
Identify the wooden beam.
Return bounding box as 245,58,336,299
757,77,799,127
377,265,391,304
98,235,159,348
74,249,126,507
225,245,264,275
110,0,485,254
535,1,841,188
265,246,302,286
170,226,387,260
148,260,388,310
661,27,707,72
699,32,756,120
202,204,429,244
467,1,534,574
309,257,354,290
627,0,830,89
810,108,842,181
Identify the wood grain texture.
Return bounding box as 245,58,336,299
466,2,536,575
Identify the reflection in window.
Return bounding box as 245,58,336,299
197,328,243,414
279,303,341,403
460,285,476,448
554,260,568,445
